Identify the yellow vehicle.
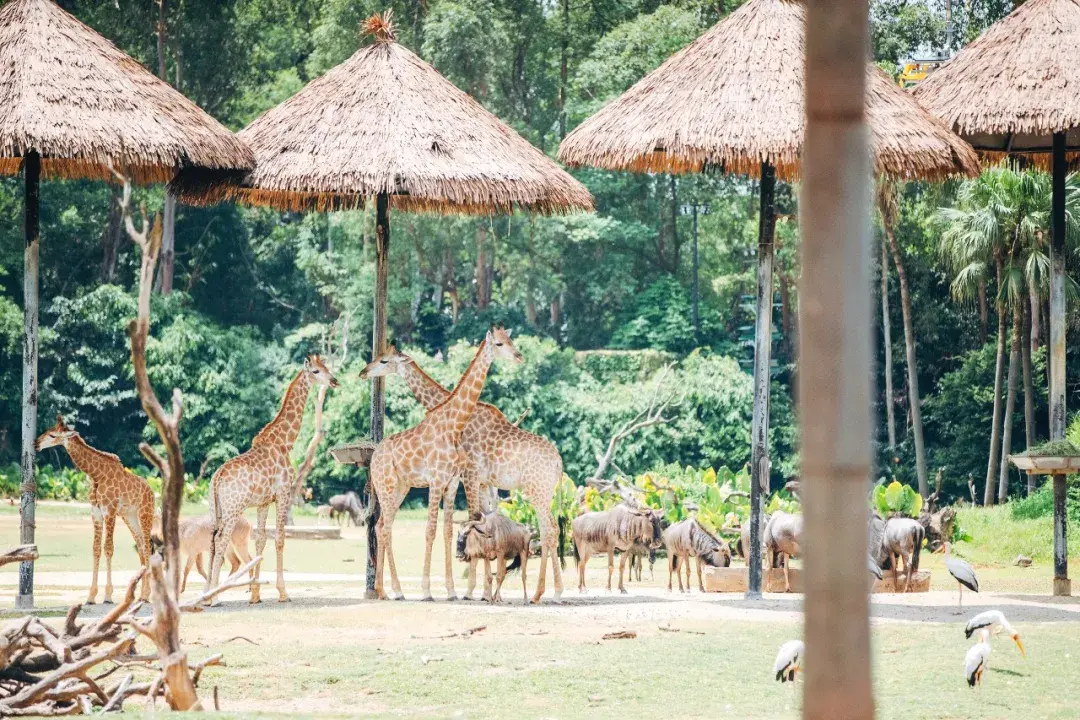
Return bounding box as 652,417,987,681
898,56,948,89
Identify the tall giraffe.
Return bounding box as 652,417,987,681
205,355,339,604
363,327,522,601
35,415,154,604
361,341,566,603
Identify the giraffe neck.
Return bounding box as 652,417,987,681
399,359,451,411
63,435,119,487
435,338,494,439
252,369,313,450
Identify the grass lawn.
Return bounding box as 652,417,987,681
2,501,1079,718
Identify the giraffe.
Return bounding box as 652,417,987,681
361,340,566,603
34,415,154,604
362,327,522,601
205,355,339,604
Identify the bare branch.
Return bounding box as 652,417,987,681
179,556,263,611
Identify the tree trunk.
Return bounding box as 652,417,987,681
984,253,1008,506
100,188,123,282
1029,283,1040,351
155,0,176,296
558,0,568,139
669,175,679,273
978,279,988,345
474,224,489,309
884,222,929,497
366,193,390,599
881,235,897,451
18,151,40,610
997,299,1022,502
1022,302,1037,494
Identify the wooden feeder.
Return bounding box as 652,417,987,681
1008,453,1075,596
702,565,930,593
330,440,377,468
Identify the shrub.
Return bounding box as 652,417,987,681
872,480,923,518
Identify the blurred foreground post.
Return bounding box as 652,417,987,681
801,0,874,716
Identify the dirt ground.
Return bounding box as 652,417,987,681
3,505,1080,718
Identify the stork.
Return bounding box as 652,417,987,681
774,639,804,684
964,629,992,688
941,542,978,609
965,610,1025,656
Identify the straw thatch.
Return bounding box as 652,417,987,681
0,0,253,183
557,0,979,182
913,0,1080,166
173,12,592,215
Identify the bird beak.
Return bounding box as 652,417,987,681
1013,635,1026,657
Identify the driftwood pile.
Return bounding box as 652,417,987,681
0,556,259,716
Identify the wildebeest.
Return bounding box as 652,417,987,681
328,491,364,526
737,513,770,564
315,504,333,525
764,511,803,592
881,516,924,592
626,544,656,581
572,504,663,594
663,518,732,593
456,512,531,603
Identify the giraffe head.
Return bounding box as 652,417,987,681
486,326,523,364
304,354,340,388
35,415,78,451
359,345,411,379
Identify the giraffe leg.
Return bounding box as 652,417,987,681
461,466,482,520
442,478,459,600
207,515,241,607
274,491,290,602
137,503,154,600
531,506,561,603
250,505,270,604
103,512,117,604
381,490,406,600
374,510,389,600
195,553,208,581
121,509,151,601
88,510,103,605
420,485,444,601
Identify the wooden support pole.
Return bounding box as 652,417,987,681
18,151,40,610
802,0,874,713
1050,132,1069,596
748,161,776,599
366,192,390,599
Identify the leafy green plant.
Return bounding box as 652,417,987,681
872,480,924,518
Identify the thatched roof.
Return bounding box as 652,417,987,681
557,0,979,181
173,13,592,215
0,0,253,183
913,0,1080,165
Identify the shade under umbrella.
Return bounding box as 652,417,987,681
558,0,978,597
0,0,254,609
173,11,592,599
914,0,1078,597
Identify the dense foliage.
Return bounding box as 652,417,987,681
0,0,1077,511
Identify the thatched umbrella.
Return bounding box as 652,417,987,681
0,0,253,609
914,0,1080,597
558,0,978,597
173,11,592,597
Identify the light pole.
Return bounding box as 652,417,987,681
680,202,710,340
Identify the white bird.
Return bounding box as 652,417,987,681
774,639,804,684
964,629,992,688
941,542,978,609
965,610,1025,656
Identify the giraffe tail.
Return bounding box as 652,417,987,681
557,515,568,570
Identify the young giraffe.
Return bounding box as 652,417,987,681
35,416,154,604
205,355,339,604
361,341,566,603
363,327,522,601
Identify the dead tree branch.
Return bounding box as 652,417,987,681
588,364,680,484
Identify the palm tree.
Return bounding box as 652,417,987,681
877,179,928,498
939,169,1079,502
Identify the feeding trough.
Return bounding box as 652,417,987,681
702,566,930,593
330,440,377,469
265,526,342,540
